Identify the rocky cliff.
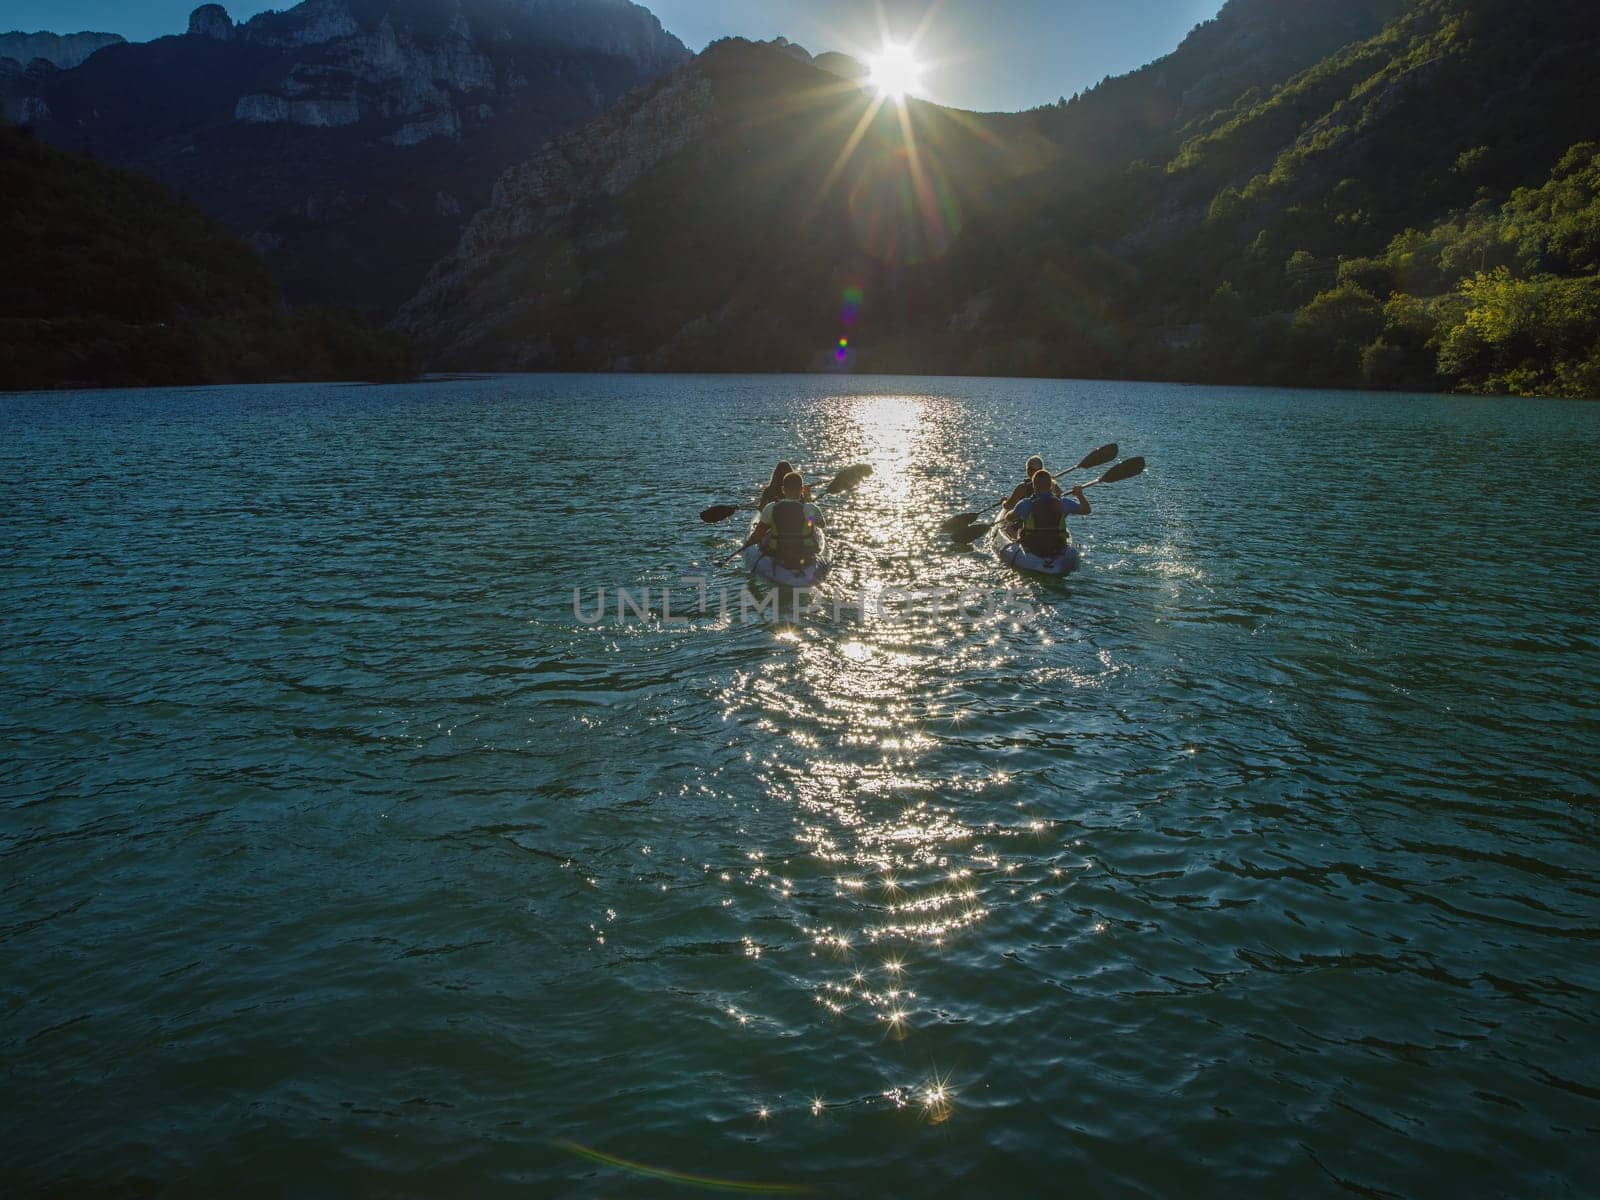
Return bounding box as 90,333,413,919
2,0,688,315
0,30,125,71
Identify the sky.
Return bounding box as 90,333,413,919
3,0,1224,112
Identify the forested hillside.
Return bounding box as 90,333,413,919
0,121,413,390
1117,0,1600,395
399,0,1600,397
3,0,688,316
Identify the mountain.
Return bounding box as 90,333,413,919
1017,0,1600,395
0,119,413,390
393,37,1062,369
0,30,125,71
393,0,1409,372
1,0,689,317
1034,0,1411,170
397,0,1600,397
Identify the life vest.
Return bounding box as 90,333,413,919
1021,493,1067,556
767,499,816,568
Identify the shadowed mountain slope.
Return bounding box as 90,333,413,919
0,120,412,390
2,0,688,317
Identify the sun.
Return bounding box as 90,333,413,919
866,43,923,100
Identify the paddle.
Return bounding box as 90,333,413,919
1081,456,1145,488
946,456,1146,543
939,443,1118,534
825,463,874,495
701,464,873,524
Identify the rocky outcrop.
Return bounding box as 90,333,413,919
165,1,689,145
3,0,690,315
0,30,124,70
186,5,236,41
396,58,716,359
234,93,362,127
766,37,812,65
246,0,361,49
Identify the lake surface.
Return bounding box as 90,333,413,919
3,375,1598,1196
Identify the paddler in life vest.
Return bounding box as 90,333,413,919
736,471,824,569
1006,469,1088,556
757,461,815,509
1001,456,1062,515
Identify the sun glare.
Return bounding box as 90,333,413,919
866,43,923,100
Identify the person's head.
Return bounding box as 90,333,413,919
770,461,794,487
1032,469,1054,494
1025,456,1044,477
782,472,804,498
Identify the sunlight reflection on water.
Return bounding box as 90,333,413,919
1,376,1597,1196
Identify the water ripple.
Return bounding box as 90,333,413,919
2,377,1598,1195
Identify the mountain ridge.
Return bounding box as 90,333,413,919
2,0,690,316
0,30,125,71
396,0,1600,397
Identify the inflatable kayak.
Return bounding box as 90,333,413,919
740,526,832,587
993,524,1082,577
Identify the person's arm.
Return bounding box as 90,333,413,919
809,503,825,527
1065,485,1090,517
737,505,774,551
1001,482,1026,512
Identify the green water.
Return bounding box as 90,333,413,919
2,376,1597,1196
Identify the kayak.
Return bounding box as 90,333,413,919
740,526,832,587
992,523,1082,577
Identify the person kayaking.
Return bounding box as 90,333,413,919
1002,456,1062,514
757,461,815,509
757,461,794,509
1006,469,1088,557
736,471,824,569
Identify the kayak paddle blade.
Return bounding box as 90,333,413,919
825,464,874,495
1074,443,1118,471
949,522,992,544
700,504,741,523
941,512,982,534
1089,456,1146,486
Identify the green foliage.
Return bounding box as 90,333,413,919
1291,283,1384,385
1118,1,1600,396
1437,269,1600,396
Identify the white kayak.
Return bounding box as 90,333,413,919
740,526,832,587
992,524,1082,577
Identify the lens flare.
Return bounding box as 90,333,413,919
866,43,923,100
